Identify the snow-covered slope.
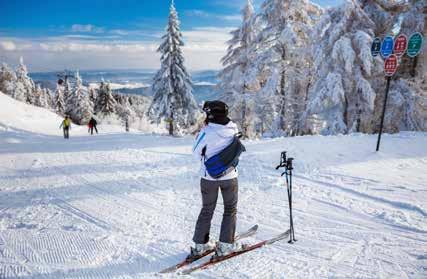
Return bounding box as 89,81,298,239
0,92,64,135
0,92,130,136
0,93,426,278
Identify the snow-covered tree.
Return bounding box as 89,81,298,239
96,81,117,115
303,0,381,135
89,87,97,106
67,71,93,124
252,0,322,136
115,95,135,125
45,88,53,108
219,0,260,138
34,84,49,108
147,0,200,134
15,57,35,104
0,63,17,98
54,84,66,116
63,77,73,114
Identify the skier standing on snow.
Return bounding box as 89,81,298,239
190,100,243,258
88,117,98,135
60,116,71,139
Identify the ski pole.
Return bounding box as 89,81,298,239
285,168,293,243
287,158,296,242
276,152,296,243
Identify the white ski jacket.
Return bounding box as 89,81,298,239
192,121,239,181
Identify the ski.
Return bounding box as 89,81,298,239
159,224,258,274
181,229,291,275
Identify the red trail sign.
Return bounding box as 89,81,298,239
384,54,398,76
393,34,408,56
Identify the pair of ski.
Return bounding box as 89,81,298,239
160,225,290,274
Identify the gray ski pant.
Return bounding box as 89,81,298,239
193,178,238,244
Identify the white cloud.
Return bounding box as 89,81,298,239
183,27,233,51
71,24,105,33
0,25,233,71
0,40,33,51
0,41,17,51
220,15,241,21
185,10,241,22
38,41,158,53
185,10,211,17
110,29,129,36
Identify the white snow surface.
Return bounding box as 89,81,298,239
0,92,130,136
0,93,426,278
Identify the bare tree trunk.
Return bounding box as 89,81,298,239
278,44,288,133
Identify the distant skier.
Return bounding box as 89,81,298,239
60,116,71,139
190,100,245,258
88,117,98,135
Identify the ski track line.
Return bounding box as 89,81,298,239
0,234,34,278
295,174,427,218
53,198,114,231
49,164,201,270
60,162,191,222
76,172,191,229
49,165,162,224
300,174,427,235
42,166,131,233
306,190,427,241
80,170,167,212
312,196,427,234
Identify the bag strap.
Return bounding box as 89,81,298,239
201,146,207,177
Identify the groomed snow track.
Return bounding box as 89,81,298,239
0,128,426,278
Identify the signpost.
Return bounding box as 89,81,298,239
380,36,394,58
373,32,424,151
376,54,398,151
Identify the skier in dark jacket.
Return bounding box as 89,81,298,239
88,117,98,135
190,100,242,258
59,116,71,139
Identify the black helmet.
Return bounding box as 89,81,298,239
203,100,230,125
203,100,228,116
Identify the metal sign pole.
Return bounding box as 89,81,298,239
376,76,391,152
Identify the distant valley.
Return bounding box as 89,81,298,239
30,69,221,104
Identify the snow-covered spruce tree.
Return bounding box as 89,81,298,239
0,63,17,98
253,0,322,136
303,0,382,135
45,88,53,108
147,0,200,134
15,57,36,104
54,84,66,116
88,87,97,107
63,77,72,114
67,71,93,124
95,81,116,115
34,84,49,108
218,0,261,138
115,95,135,126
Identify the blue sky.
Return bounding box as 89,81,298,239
0,0,344,72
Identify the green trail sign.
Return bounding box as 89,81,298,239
407,32,423,57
